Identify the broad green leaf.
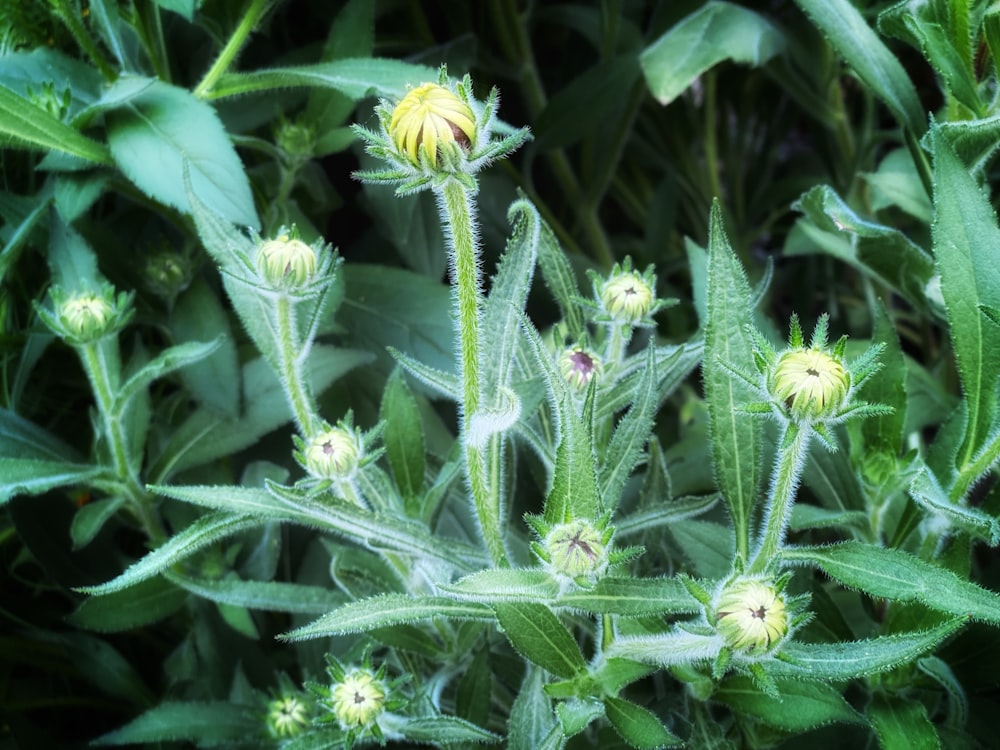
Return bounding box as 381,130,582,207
781,541,1000,624
867,693,940,750
480,195,541,395
68,576,187,632
117,337,225,414
47,210,100,290
670,519,734,580
0,83,111,164
380,369,425,499
280,594,492,640
208,58,438,101
604,695,682,748
169,279,240,416
715,676,861,731
79,513,264,595
640,2,784,105
793,0,925,135
558,577,700,617
558,700,603,737
0,458,105,504
600,345,657,512
545,391,600,524
930,126,1000,468
790,185,935,314
54,172,109,222
167,571,347,614
493,602,587,679
703,201,760,564
106,79,258,228
768,618,965,680
403,716,501,745
92,702,262,746
861,301,908,454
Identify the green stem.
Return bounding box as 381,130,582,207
193,0,274,99
50,0,116,80
748,421,811,575
275,294,318,436
134,0,170,82
950,432,1000,502
438,180,508,567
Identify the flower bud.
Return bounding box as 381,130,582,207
266,695,310,738
770,348,849,420
304,426,360,480
389,83,476,168
144,249,191,300
257,234,317,288
559,345,602,391
59,292,113,341
600,269,656,325
331,669,387,729
715,579,788,654
544,520,608,579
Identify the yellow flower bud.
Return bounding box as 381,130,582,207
601,270,655,325
304,427,360,480
59,293,113,340
389,83,476,168
559,345,602,391
715,579,788,654
331,669,386,729
771,348,849,420
257,234,317,288
544,520,608,579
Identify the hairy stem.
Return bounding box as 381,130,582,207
275,294,318,436
748,421,811,575
194,0,274,98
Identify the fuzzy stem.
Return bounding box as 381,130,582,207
950,431,1000,503
193,0,274,98
748,421,811,575
276,294,318,436
50,0,116,80
438,179,508,567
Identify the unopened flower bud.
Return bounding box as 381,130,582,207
771,348,849,420
389,83,476,168
715,579,788,654
59,293,113,341
601,270,655,325
544,520,608,579
331,669,386,729
266,695,310,738
304,427,360,480
559,345,602,391
144,250,191,300
257,234,317,288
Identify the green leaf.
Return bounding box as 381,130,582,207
557,700,604,738
117,337,225,415
917,655,968,727
867,693,941,750
793,0,925,135
861,301,908,455
0,407,80,460
703,200,761,565
545,391,600,524
402,716,501,745
640,2,784,105
715,676,861,731
931,113,1000,176
456,644,493,728
492,602,587,678
280,594,492,640
47,210,101,290
208,58,438,101
167,571,347,614
68,576,187,632
0,192,49,285
536,209,585,340
92,702,262,746
929,125,1000,468
909,464,1000,545
0,458,105,504
616,494,720,538
781,541,1000,624
70,496,126,548
558,577,700,617
169,279,240,416
769,618,965,680
380,369,425,500
864,148,932,222
508,667,558,750
604,695,682,748
0,83,111,164
442,569,560,603
79,513,264,595
106,79,258,228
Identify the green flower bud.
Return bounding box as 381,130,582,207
304,427,360,480
770,348,849,420
559,345,602,391
600,269,656,325
544,520,608,579
143,249,191,300
331,669,387,729
389,83,476,168
715,579,788,654
59,292,113,341
266,695,310,738
257,234,317,288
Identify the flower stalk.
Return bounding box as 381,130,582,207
275,294,319,435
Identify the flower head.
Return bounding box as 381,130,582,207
38,284,134,345
715,578,788,654
544,519,609,579
266,695,310,738
303,425,361,480
559,345,603,391
257,232,317,289
389,83,476,168
60,293,112,340
771,347,849,420
331,668,387,729
588,257,672,329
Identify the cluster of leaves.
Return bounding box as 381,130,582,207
3,0,1000,749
